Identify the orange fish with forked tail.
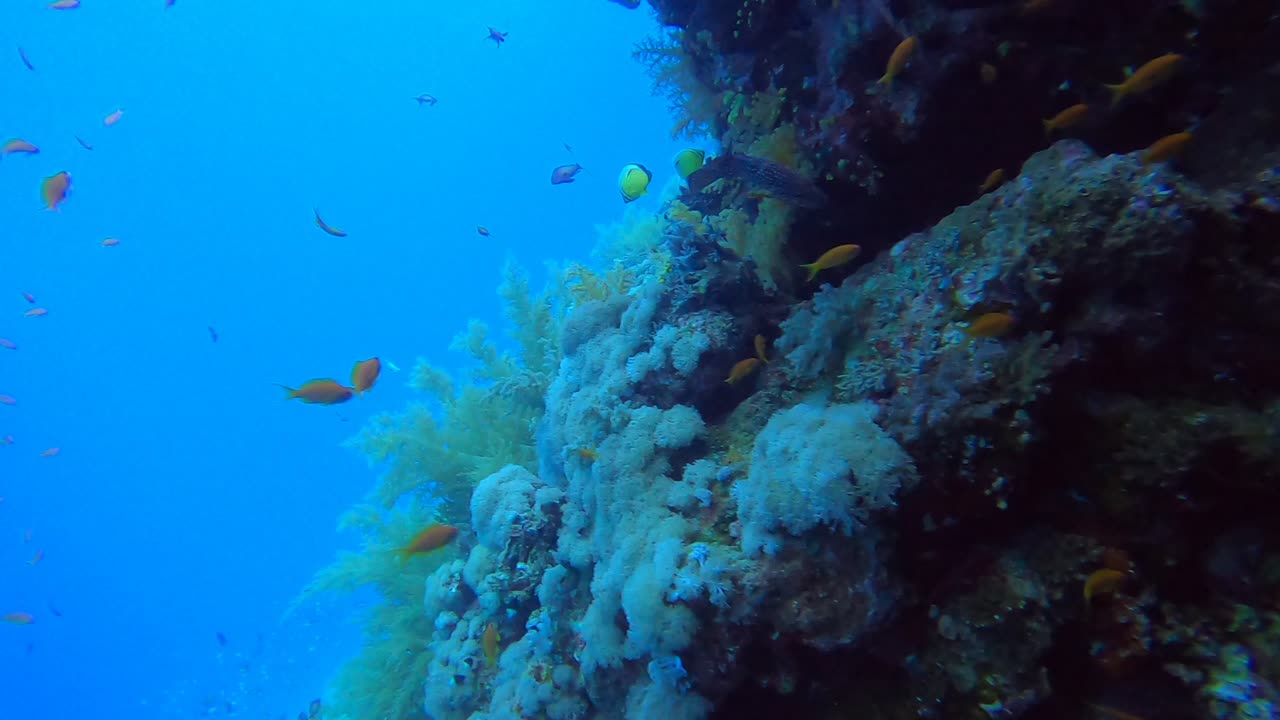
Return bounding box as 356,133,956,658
725,357,761,385
1,139,39,158
979,168,1006,194
877,36,918,89
278,379,354,405
1106,54,1184,107
351,358,381,395
2,613,34,625
483,622,501,665
964,312,1016,339
1043,104,1089,136
394,524,460,562
1084,568,1127,607
1141,132,1193,165
801,244,861,281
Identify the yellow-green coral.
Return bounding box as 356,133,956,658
290,501,450,720
302,256,569,720
563,262,636,305
709,198,795,291
632,28,721,139
746,123,813,176
723,88,788,150
668,201,707,234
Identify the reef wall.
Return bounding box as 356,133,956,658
321,1,1280,718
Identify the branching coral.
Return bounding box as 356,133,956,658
345,256,564,515
723,89,788,151
633,28,721,139
304,256,569,720
289,501,451,720
707,199,794,292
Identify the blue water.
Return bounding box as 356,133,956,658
0,1,681,716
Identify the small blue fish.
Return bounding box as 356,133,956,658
413,94,437,107
485,27,507,47
17,46,34,71
74,136,93,151
208,326,218,343
216,631,228,647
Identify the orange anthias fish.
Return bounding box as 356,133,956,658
725,357,761,385
22,292,36,304
0,395,15,405
101,237,120,247
27,550,43,566
104,109,124,126
1,139,39,158
877,36,918,89
25,308,49,317
1106,54,1184,107
278,379,355,405
476,226,491,237
482,622,501,666
40,171,71,211
351,358,381,395
40,447,60,458
1043,104,1089,136
754,334,770,364
801,243,861,281
0,338,17,350
49,0,79,8
395,524,460,562
314,208,347,237
1084,568,1127,607
1141,131,1193,165
979,168,1006,194
964,312,1016,338
2,613,35,625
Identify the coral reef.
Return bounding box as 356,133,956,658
312,1,1280,718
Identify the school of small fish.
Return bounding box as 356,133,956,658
0,1,411,635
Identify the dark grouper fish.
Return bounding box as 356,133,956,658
685,153,827,208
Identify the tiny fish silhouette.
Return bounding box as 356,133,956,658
207,326,218,343
314,208,347,237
